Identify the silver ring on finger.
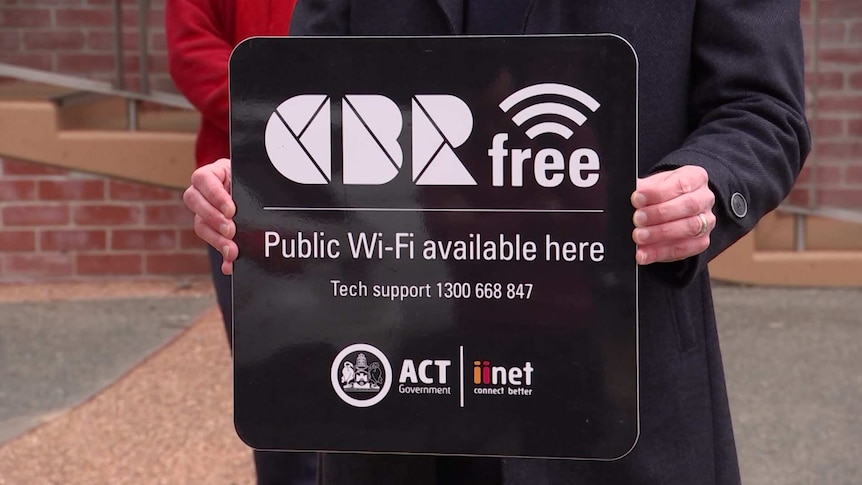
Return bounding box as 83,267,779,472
696,212,709,238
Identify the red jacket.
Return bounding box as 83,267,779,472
166,0,296,168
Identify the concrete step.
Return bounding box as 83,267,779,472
0,98,195,189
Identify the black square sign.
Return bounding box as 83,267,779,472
230,35,638,460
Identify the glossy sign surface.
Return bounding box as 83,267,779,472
230,35,638,460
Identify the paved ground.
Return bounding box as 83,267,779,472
0,279,254,485
0,297,213,444
0,279,860,484
715,284,862,485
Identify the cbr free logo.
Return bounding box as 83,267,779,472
265,94,475,185
264,83,601,187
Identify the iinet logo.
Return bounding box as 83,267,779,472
264,83,601,187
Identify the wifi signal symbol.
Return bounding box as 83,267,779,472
499,83,601,139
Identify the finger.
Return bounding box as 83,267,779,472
632,210,715,246
636,235,711,265
194,215,239,262
633,185,715,227
632,165,709,208
221,259,233,276
191,164,235,218
183,187,235,239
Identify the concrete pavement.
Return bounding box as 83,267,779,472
715,284,862,485
0,279,860,484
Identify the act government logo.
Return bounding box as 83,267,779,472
331,343,393,408
264,83,602,188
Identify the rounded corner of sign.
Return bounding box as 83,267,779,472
601,33,639,68
229,36,276,67
604,428,641,462
230,37,256,61
233,418,266,450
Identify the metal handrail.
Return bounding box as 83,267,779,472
112,0,125,90
0,0,191,131
112,0,152,94
779,203,862,252
137,0,151,94
779,204,862,226
0,63,192,110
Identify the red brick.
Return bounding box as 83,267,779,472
851,22,862,42
74,205,141,225
849,119,862,136
802,21,847,44
144,203,192,225
814,118,845,138
819,48,862,67
4,254,74,278
145,252,209,275
850,72,862,90
801,0,811,19
77,254,142,276
0,32,20,51
86,0,139,5
57,54,116,74
121,9,138,27
41,230,107,251
818,189,862,208
85,31,139,52
821,0,862,19
816,141,862,159
151,32,166,51
55,8,114,28
0,231,36,252
2,159,69,176
112,229,177,250
0,53,52,71
124,53,169,74
846,166,862,184
13,0,84,4
39,180,105,201
109,180,176,200
818,95,862,113
795,164,843,185
149,8,166,25
3,205,69,226
179,229,205,250
0,180,37,200
22,31,87,51
0,8,53,27
807,71,845,91
120,8,166,28
821,22,848,44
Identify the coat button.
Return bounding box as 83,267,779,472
731,192,748,218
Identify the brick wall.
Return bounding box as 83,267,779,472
0,1,861,282
792,0,862,208
2,0,858,204
0,0,173,92
0,157,209,282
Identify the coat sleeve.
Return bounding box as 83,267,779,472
289,0,351,35
647,0,811,287
165,0,232,133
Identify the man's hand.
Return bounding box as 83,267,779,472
182,158,237,275
631,166,716,265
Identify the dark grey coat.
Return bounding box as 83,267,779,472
287,1,810,483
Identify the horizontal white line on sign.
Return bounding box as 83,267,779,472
262,207,605,213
